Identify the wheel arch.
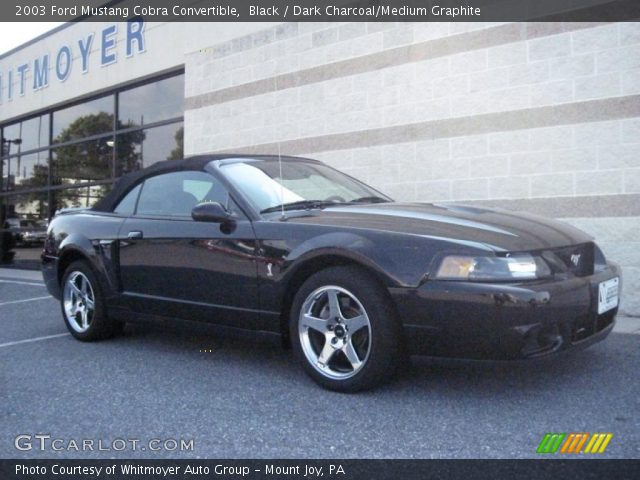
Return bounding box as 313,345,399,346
56,230,102,282
278,253,397,347
57,247,92,285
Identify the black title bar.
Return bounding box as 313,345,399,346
2,0,640,22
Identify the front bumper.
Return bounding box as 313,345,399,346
391,262,621,360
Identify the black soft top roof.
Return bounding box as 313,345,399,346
91,154,317,212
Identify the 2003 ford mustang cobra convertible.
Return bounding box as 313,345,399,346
42,155,621,391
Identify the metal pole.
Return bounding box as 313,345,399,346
0,140,8,261
4,140,10,191
0,139,6,193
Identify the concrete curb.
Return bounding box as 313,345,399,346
614,316,640,335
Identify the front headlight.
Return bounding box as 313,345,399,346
434,254,551,281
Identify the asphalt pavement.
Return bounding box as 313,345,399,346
0,269,638,459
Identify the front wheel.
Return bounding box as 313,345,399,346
61,260,123,341
290,266,401,392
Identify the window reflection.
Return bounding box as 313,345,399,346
51,184,111,210
0,191,49,266
3,191,49,224
119,75,184,127
53,95,114,142
19,115,50,152
51,138,115,186
2,116,49,158
115,122,183,176
5,151,49,192
5,185,111,224
1,71,184,248
2,123,21,146
2,123,21,158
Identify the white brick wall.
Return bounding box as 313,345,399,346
186,22,640,156
298,119,639,203
184,21,640,315
184,22,640,205
288,119,640,201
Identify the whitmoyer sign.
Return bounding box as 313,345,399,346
0,18,145,103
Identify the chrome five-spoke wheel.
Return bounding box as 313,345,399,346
291,266,401,391
298,285,372,380
62,271,95,333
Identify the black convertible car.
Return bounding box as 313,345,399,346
42,155,621,391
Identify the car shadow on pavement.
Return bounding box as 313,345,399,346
112,321,634,398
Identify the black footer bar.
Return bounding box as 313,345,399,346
1,459,639,480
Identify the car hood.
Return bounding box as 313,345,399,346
280,202,592,252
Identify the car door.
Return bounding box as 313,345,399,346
116,170,260,329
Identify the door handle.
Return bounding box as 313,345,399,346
127,231,143,240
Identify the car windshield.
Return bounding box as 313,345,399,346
219,159,390,213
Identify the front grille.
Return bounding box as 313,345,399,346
543,243,594,277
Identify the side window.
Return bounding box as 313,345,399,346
136,171,240,218
113,184,141,215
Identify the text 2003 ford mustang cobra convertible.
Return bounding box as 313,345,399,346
42,155,621,391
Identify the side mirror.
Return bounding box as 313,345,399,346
191,202,233,223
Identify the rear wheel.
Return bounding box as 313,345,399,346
290,266,401,392
61,260,123,341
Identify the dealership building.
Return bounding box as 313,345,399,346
1,20,638,314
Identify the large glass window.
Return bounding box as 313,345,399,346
119,75,184,127
5,151,49,192
52,95,114,142
115,122,183,176
1,115,49,154
51,139,114,186
19,115,50,152
1,190,50,267
2,123,21,152
54,184,111,210
1,69,184,268
3,191,49,224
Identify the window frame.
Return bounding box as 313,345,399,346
113,170,247,221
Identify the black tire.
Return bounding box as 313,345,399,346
290,266,401,392
60,260,123,341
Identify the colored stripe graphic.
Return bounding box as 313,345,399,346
537,434,552,454
561,433,589,453
539,433,613,454
561,434,575,453
584,433,613,454
573,433,589,453
537,433,566,453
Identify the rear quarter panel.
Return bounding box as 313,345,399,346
44,212,125,297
